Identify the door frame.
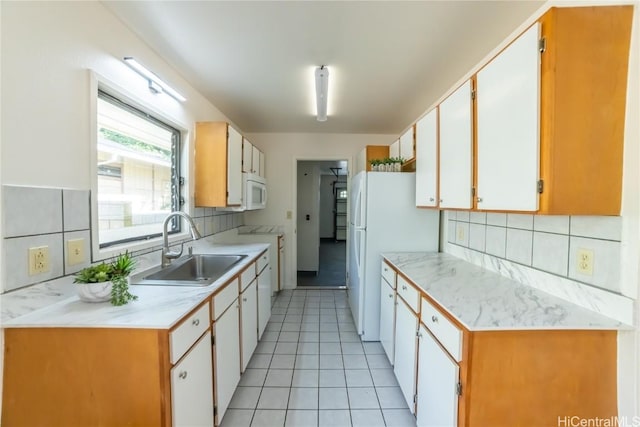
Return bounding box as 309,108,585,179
292,157,351,288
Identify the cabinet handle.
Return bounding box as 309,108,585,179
388,294,393,298
477,197,483,203
402,285,407,291
179,371,188,379
429,197,435,202
384,268,388,272
439,199,443,203
192,318,200,326
263,256,267,260
431,315,438,323
243,297,247,302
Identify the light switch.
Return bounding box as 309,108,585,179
68,239,85,266
286,210,292,220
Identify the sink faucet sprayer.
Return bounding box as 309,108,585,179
162,211,202,268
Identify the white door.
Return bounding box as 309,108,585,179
242,138,253,173
214,301,240,423
415,109,438,207
257,264,272,339
241,280,258,372
297,162,320,272
400,126,415,161
379,277,396,365
394,298,418,413
227,126,243,205
417,325,460,427
278,244,284,292
171,333,214,427
439,80,473,209
476,23,540,211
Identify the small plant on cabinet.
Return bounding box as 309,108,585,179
74,251,138,305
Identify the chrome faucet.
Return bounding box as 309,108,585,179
162,211,202,268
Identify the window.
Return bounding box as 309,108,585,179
96,90,180,247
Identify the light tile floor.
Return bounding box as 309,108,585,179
221,289,416,427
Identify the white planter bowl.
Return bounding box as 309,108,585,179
76,281,112,303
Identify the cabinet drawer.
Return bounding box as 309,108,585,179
381,262,396,289
256,252,268,274
421,297,463,362
397,275,419,313
240,263,256,292
213,278,239,320
170,302,210,364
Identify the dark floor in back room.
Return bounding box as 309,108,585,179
297,240,346,287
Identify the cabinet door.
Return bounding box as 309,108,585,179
390,139,400,159
400,126,415,161
278,245,284,292
242,138,253,173
416,325,459,427
476,23,540,211
257,263,272,339
415,109,438,207
240,281,258,372
379,278,396,365
252,145,260,175
214,300,241,422
171,333,214,427
439,80,473,209
394,299,418,414
259,151,265,178
227,126,243,205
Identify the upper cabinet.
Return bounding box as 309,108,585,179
389,139,400,159
356,145,390,173
195,122,243,207
415,109,438,207
399,125,415,161
475,6,632,215
242,137,265,178
439,80,473,210
476,23,540,212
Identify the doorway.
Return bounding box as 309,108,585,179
296,160,348,287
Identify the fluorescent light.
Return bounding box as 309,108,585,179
123,57,186,102
315,66,329,122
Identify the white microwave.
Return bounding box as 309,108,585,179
243,173,267,210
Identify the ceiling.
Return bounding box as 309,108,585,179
103,1,545,134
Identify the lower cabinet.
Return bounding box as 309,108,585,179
213,297,241,424
379,277,395,364
171,332,214,427
416,325,459,427
257,260,272,339
240,280,258,372
394,297,418,414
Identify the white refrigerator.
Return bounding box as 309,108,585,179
348,172,440,341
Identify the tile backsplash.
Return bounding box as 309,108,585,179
2,185,244,293
446,211,623,294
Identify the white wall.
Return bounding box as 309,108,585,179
243,133,394,288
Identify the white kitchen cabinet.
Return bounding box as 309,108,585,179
390,139,400,159
415,109,438,207
416,325,459,427
399,125,415,161
252,145,260,175
476,23,540,211
278,236,285,292
379,276,396,365
171,332,214,427
195,122,243,207
259,150,265,178
240,280,258,373
213,298,241,423
257,255,272,339
438,80,473,209
394,297,418,414
242,137,253,173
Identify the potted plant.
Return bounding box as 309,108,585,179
370,159,381,171
74,251,138,306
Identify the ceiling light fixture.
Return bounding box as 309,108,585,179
123,57,186,102
315,65,329,122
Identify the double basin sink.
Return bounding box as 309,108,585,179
132,254,247,287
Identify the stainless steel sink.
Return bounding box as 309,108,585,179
132,254,247,286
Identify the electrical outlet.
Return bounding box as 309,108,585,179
457,224,465,242
577,248,594,276
67,239,85,266
28,246,50,275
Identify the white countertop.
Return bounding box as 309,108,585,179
1,240,269,329
237,225,284,235
382,252,628,331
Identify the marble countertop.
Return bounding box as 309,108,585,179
1,240,268,329
382,252,628,331
237,225,284,235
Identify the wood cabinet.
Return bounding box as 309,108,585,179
257,252,272,339
394,296,418,414
240,280,258,372
399,125,415,161
356,145,390,173
171,332,214,427
415,108,438,208
438,80,473,209
195,122,243,207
